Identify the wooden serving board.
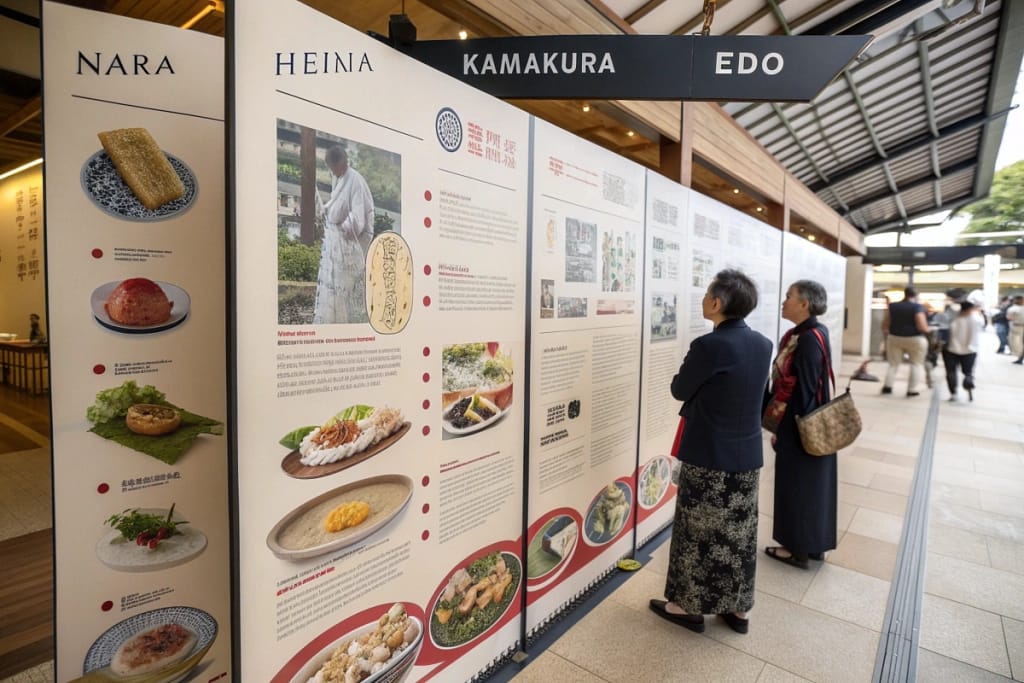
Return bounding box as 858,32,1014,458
280,422,410,479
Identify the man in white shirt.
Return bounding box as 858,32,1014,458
943,300,984,401
313,146,374,324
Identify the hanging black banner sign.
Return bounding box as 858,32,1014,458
398,34,871,102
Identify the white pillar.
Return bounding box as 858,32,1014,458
843,256,873,357
983,254,1001,309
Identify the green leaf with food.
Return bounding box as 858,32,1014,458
86,380,166,424
326,404,375,426
106,504,187,550
279,425,318,450
89,404,222,465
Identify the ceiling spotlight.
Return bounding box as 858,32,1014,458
733,188,740,194
808,235,816,241
755,206,763,213
627,130,635,137
458,29,468,40
582,104,591,112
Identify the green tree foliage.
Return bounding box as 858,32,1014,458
353,145,401,213
957,160,1024,244
278,230,320,282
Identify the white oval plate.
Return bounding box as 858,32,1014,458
96,508,207,573
90,280,190,334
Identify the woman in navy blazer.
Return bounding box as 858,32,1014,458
650,269,772,635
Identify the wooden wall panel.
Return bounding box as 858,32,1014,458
692,102,785,201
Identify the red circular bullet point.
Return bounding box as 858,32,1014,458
422,347,430,357
97,483,110,494
93,364,106,375
422,476,430,487
422,503,430,514
424,190,432,201
422,425,431,436
423,264,432,275
423,217,432,228
91,248,103,259
422,399,430,410
422,372,430,383
421,530,430,541
423,296,431,307
101,601,113,612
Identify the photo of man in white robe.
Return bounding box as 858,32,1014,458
313,145,374,324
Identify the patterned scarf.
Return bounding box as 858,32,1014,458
768,326,802,404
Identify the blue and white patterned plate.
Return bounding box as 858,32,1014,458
80,150,197,221
83,606,217,677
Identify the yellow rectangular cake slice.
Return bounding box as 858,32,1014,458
98,127,184,210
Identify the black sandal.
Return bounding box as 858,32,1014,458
764,546,809,569
718,612,749,634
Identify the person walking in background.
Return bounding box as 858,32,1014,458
993,296,1011,354
763,280,837,568
881,286,930,397
650,269,772,635
943,300,983,402
1007,295,1024,362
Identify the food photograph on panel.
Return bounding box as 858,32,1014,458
440,342,513,439
81,127,198,221
85,381,222,464
273,602,423,683
526,514,578,580
638,457,672,509
583,480,632,545
599,229,637,293
266,474,413,561
76,606,217,683
96,503,207,572
429,550,521,649
278,404,409,479
275,118,402,326
91,278,190,334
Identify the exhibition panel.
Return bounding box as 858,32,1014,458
42,4,232,682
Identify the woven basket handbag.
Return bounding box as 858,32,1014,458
795,329,862,456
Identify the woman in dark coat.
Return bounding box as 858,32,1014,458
764,279,837,568
649,269,773,635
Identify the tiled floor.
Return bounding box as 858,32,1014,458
0,336,1021,683
508,334,1024,683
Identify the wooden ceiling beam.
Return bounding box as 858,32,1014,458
0,95,41,138
626,0,669,25
418,0,516,37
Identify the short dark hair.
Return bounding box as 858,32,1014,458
325,145,348,165
709,269,759,319
791,279,828,316
904,286,917,299
959,300,975,311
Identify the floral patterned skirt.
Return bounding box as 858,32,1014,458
664,462,759,615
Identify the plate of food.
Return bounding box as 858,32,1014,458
96,505,206,573
79,606,216,683
526,516,578,580
583,481,632,545
86,381,223,465
267,474,413,561
280,603,422,683
638,457,672,509
91,279,189,334
430,551,521,649
279,405,409,479
81,127,197,221
441,393,507,437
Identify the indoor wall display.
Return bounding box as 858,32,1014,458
525,119,646,636
634,171,690,545
0,166,45,340
234,2,528,681
42,3,231,682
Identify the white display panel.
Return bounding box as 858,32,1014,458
234,3,528,680
780,232,847,369
42,4,231,681
688,191,782,349
635,171,689,545
525,119,645,634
